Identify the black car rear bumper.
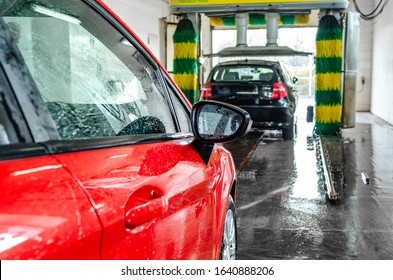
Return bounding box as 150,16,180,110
237,105,294,129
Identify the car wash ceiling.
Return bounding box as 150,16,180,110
169,0,349,57
169,0,349,14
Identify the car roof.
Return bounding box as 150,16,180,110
213,59,281,67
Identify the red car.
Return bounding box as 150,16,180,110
0,0,250,259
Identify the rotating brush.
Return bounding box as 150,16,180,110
314,14,343,135
173,18,198,104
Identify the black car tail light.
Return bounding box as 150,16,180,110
272,82,287,100
201,82,212,99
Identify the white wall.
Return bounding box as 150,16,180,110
347,0,393,125
347,0,374,112
103,0,169,60
370,0,393,123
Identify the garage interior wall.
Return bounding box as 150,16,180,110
102,0,169,61
347,0,392,124
102,0,392,126
347,0,373,113
369,0,393,124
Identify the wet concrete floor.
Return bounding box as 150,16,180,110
225,96,393,259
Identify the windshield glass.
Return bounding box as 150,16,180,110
212,65,275,82
1,0,177,139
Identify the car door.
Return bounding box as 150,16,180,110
1,0,228,259
0,21,102,259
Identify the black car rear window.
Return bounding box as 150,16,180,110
212,66,276,82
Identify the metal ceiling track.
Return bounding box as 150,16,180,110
171,1,348,58
204,46,313,57
204,10,314,57
169,0,349,14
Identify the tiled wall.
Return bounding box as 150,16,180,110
351,0,393,124
370,1,393,124
347,0,373,112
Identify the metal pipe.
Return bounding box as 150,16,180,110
342,12,360,128
266,12,279,46
236,13,248,47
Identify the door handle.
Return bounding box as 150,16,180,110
124,188,168,229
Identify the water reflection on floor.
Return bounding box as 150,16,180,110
232,96,393,259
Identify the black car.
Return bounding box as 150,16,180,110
201,59,298,140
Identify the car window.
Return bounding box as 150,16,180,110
0,75,16,145
279,63,292,83
0,103,15,145
3,0,176,140
213,65,275,82
0,63,30,146
165,79,192,132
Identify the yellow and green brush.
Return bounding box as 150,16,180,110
314,14,343,135
173,18,198,104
